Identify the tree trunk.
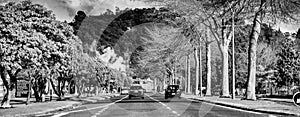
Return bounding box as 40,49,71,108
76,84,81,97
60,80,66,99
0,71,12,108
194,47,200,95
172,65,175,85
26,77,32,105
50,78,59,97
95,85,99,96
199,46,203,97
187,54,191,94
245,12,261,101
221,45,230,97
33,85,42,102
154,78,157,92
1,69,19,108
185,56,188,93
163,74,166,90
206,43,212,96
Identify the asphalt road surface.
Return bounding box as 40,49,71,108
44,93,287,117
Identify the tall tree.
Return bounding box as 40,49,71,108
134,24,193,87
186,54,191,94
245,0,300,100
245,0,266,100
0,1,77,106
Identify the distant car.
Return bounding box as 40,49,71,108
165,85,181,99
121,87,129,95
129,85,145,99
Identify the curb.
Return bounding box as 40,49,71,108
259,98,293,104
22,102,82,116
22,95,114,116
188,97,300,116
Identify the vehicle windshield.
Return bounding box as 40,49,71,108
130,86,143,90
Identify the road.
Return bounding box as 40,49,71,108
44,93,285,117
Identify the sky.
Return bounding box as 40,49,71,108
33,0,151,21
0,0,299,72
0,0,299,33
0,0,151,21
0,0,152,71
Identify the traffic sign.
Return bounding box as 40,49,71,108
293,92,300,107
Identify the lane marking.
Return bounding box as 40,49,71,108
146,94,181,116
91,105,110,117
184,98,263,115
51,95,128,117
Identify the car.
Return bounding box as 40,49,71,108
165,85,181,99
121,87,129,95
129,85,145,99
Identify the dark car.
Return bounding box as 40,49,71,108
165,85,181,99
129,85,145,99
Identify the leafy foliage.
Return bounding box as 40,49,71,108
0,0,80,103
276,38,300,88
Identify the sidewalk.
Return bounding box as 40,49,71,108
0,93,115,117
181,94,300,116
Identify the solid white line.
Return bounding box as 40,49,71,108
184,98,263,115
146,94,180,117
51,95,128,117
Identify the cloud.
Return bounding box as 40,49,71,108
99,47,126,72
33,0,150,21
1,0,151,21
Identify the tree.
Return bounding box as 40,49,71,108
276,39,300,94
0,1,50,107
245,0,300,100
69,11,87,35
0,1,77,106
144,0,246,97
133,24,192,87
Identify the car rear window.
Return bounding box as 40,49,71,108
168,85,179,90
130,86,143,90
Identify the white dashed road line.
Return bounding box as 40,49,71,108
146,95,181,117
51,96,128,117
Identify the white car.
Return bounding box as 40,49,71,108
121,87,129,95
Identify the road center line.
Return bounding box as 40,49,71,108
146,94,180,117
51,95,128,117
